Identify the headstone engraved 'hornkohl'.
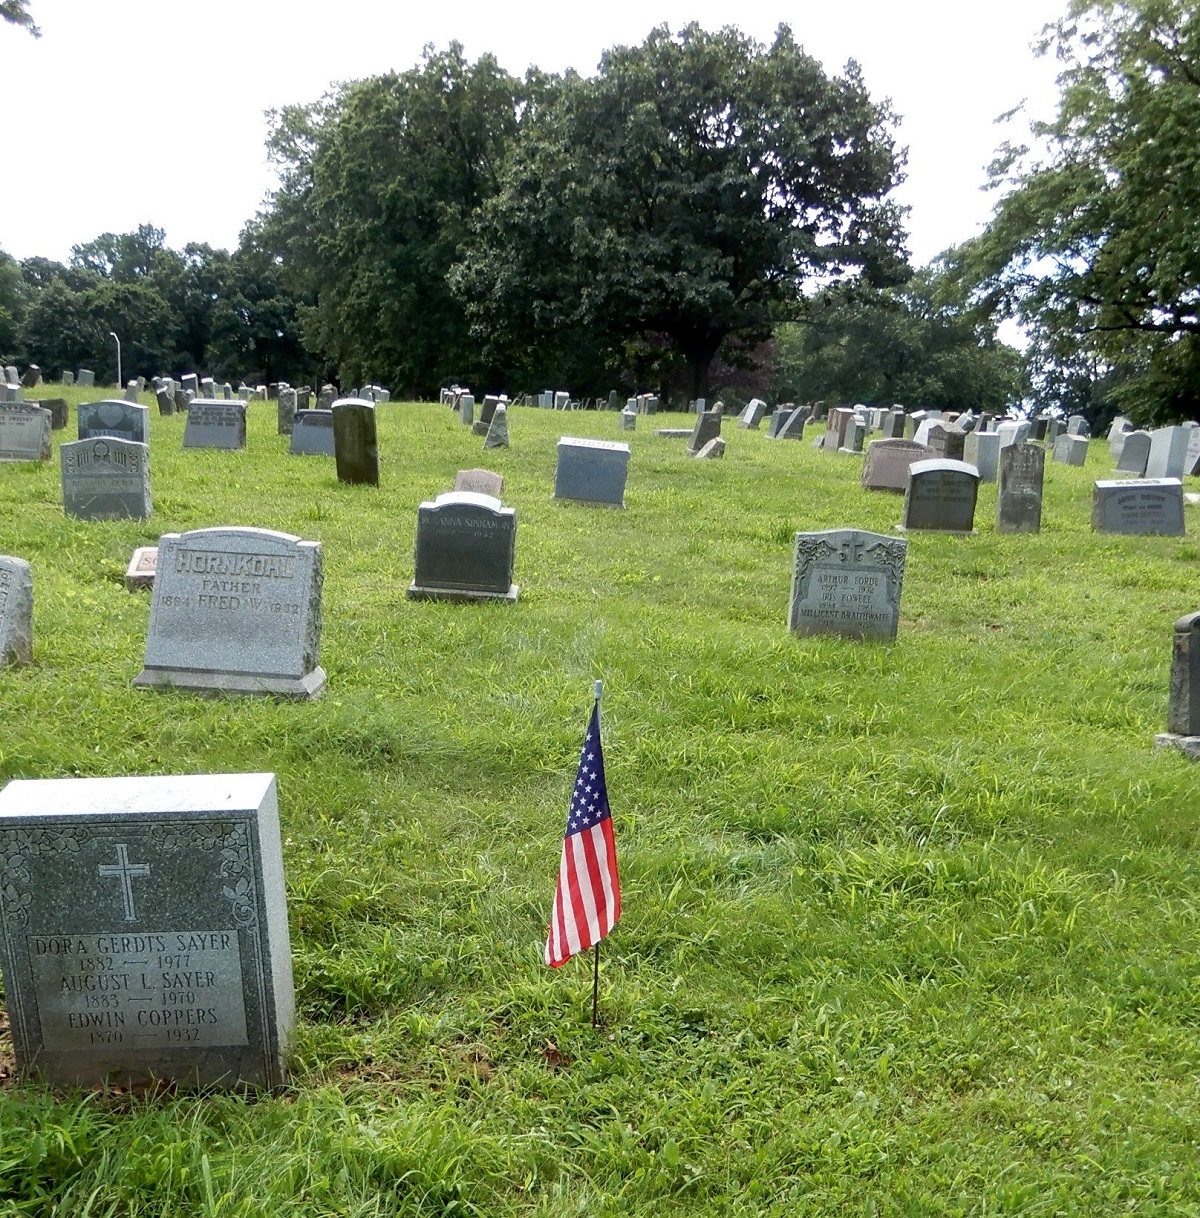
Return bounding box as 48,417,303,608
0,772,293,1089
78,400,149,446
0,556,34,665
788,528,905,642
61,438,152,521
407,492,518,603
182,401,247,450
134,528,325,698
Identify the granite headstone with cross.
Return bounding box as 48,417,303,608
788,529,906,641
61,438,152,521
0,772,294,1090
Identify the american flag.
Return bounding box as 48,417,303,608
545,702,621,967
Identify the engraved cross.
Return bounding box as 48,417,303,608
839,538,865,564
98,844,151,922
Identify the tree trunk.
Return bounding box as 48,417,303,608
682,332,724,402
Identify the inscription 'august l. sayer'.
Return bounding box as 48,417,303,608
174,551,296,578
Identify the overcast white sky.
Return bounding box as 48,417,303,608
0,0,1064,269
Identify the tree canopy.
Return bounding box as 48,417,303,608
946,0,1200,424
0,0,39,37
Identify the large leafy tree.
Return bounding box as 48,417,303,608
454,24,908,400
949,0,1200,424
261,43,524,395
0,0,39,36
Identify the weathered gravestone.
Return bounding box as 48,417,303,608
900,459,980,533
776,406,808,441
738,400,768,430
332,399,379,486
1116,430,1151,475
1092,479,1185,536
963,429,1000,482
40,398,68,430
407,492,518,603
788,528,906,641
0,556,33,665
861,439,933,493
181,374,199,397
997,442,1045,534
276,387,297,435
483,404,510,450
174,389,190,414
61,370,74,387
554,437,631,507
21,365,42,388
619,409,636,432
182,401,247,450
289,410,335,456
155,386,176,416
125,546,158,591
61,438,152,521
926,423,967,461
134,527,325,699
688,409,721,455
1155,611,1200,760
765,408,791,439
696,437,726,459
78,400,149,445
0,403,52,461
454,469,504,497
0,771,294,1089
125,380,141,403
839,417,868,454
458,394,475,427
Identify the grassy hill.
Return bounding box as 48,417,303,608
1,387,1198,1215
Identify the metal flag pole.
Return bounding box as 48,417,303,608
592,678,603,1028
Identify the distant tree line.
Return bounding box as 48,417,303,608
8,8,1194,424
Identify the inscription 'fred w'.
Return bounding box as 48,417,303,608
97,844,151,922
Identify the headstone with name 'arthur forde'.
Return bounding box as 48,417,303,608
61,438,152,521
289,410,335,456
134,527,325,699
1092,479,1185,536
331,399,379,486
900,459,980,533
0,403,52,461
78,400,149,446
554,437,631,507
861,439,933,493
788,528,906,641
182,401,247,450
0,556,33,665
407,491,518,603
0,771,294,1090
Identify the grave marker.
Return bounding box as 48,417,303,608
134,527,325,699
788,528,905,641
78,400,149,445
454,469,504,497
554,437,630,507
61,438,152,521
125,546,158,591
332,399,379,486
1092,479,1185,535
900,459,980,533
861,439,933,493
1155,612,1200,759
0,403,52,461
483,405,509,450
997,442,1045,533
407,492,518,603
0,556,33,665
0,771,294,1090
289,410,335,456
182,401,247,450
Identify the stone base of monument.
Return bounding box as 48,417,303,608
133,666,327,699
1154,733,1200,761
406,582,519,604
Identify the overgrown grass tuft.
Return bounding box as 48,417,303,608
2,389,1200,1213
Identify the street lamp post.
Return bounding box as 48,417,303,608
109,331,121,390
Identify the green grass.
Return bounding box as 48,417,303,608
2,386,1200,1215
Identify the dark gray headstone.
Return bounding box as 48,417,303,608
155,386,176,416
997,442,1045,534
134,527,325,699
174,390,189,414
1116,431,1151,475
483,404,509,450
554,437,631,507
289,410,335,456
0,556,33,665
789,528,905,641
1092,479,1185,536
332,399,379,486
61,438,152,521
0,772,294,1090
688,410,721,455
861,439,933,493
276,388,297,435
901,459,980,533
777,406,808,441
407,492,518,603
21,365,42,388
41,398,68,430
0,403,52,461
78,400,149,446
